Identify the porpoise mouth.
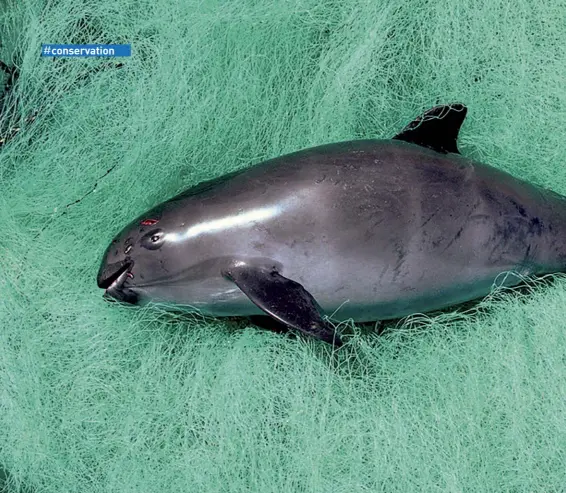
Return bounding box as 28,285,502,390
97,259,132,289
97,260,138,304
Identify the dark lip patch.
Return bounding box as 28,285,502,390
103,262,138,304
103,283,139,305
97,261,132,289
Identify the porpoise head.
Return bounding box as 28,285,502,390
96,202,174,305
96,187,250,310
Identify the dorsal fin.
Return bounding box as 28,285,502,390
392,103,467,154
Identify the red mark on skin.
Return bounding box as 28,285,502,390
141,219,158,226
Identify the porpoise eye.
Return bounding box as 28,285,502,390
141,229,165,250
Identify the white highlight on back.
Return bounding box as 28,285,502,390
164,205,282,243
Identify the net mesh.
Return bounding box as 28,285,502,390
1,0,566,491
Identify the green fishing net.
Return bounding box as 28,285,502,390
1,0,565,491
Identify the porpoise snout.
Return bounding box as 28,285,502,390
97,258,139,305
97,259,133,289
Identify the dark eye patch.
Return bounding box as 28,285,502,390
141,228,165,250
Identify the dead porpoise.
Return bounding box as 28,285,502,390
97,104,566,346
